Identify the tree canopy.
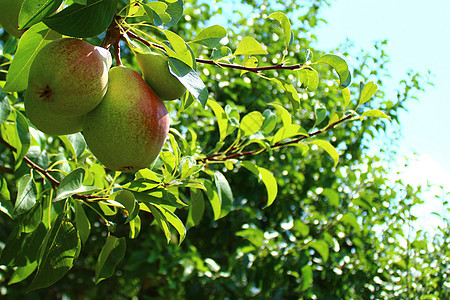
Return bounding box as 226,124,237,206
0,0,448,299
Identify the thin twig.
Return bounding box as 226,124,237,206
199,113,355,163
0,136,105,199
125,31,303,73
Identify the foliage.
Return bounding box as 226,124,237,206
0,0,447,299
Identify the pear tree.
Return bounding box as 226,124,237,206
0,0,394,292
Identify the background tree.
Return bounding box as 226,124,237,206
0,0,448,299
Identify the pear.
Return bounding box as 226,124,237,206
25,38,112,117
83,66,170,172
135,51,186,100
25,88,83,135
0,0,25,38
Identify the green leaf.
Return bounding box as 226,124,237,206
168,58,209,107
241,162,278,207
320,188,339,207
207,99,228,141
211,46,232,61
164,0,183,28
3,23,61,92
59,133,86,162
269,12,292,49
15,173,37,215
309,240,329,262
300,264,313,291
240,111,264,137
143,2,169,26
0,96,11,125
234,37,268,56
44,0,118,38
298,67,319,91
309,140,339,168
186,188,205,227
317,54,351,89
270,78,301,108
204,180,221,220
145,203,171,242
214,171,233,218
158,205,186,244
342,87,351,107
261,109,277,134
240,56,258,76
95,236,126,284
270,102,291,127
358,81,378,106
0,177,13,218
28,217,81,291
314,102,327,128
15,110,31,164
272,124,307,144
133,189,187,208
18,0,63,29
8,223,46,284
54,168,99,202
75,201,91,245
236,227,264,248
361,109,391,120
340,213,360,231
164,30,194,68
191,25,227,48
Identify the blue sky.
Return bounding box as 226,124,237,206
313,0,450,231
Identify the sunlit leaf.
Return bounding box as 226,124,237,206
234,37,268,56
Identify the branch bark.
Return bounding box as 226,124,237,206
125,31,303,73
198,113,355,163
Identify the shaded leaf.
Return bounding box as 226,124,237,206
95,236,126,284
18,0,63,29
28,217,80,291
317,54,351,88
44,0,118,38
15,173,36,215
214,171,233,218
54,168,99,202
168,58,208,107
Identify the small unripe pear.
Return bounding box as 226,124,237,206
24,88,83,135
25,38,112,117
135,52,186,100
83,66,170,172
0,0,25,38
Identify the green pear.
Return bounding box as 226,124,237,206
135,51,186,100
83,66,170,172
24,88,83,135
0,0,25,38
25,38,112,117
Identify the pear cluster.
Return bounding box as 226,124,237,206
24,38,179,172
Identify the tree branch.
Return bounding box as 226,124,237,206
199,113,355,163
0,135,103,199
125,31,303,73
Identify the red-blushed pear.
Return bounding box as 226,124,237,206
0,0,25,38
83,66,170,172
25,38,112,117
24,89,83,135
135,51,186,100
